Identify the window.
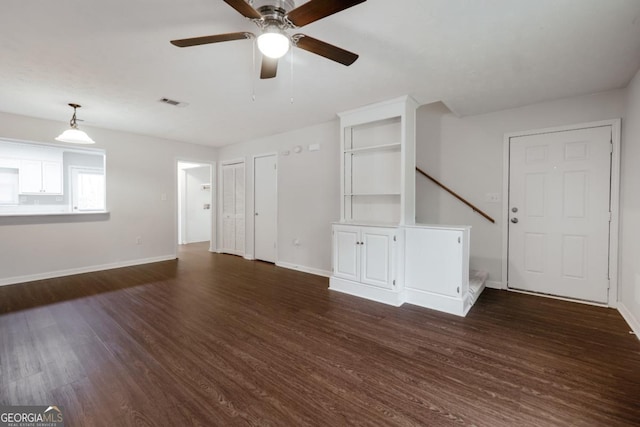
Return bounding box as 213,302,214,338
0,167,19,205
71,167,105,211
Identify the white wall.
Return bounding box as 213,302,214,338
619,68,640,335
217,121,340,275
0,111,216,285
416,89,627,284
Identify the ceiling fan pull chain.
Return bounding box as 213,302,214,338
290,47,294,104
252,37,257,101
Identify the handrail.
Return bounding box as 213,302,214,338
416,167,495,224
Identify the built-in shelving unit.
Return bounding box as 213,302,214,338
339,96,418,225
331,96,485,317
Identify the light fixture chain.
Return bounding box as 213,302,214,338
252,37,256,101
290,47,294,104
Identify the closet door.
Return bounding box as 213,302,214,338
221,162,245,255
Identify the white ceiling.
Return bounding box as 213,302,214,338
1,0,639,147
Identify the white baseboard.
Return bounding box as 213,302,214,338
404,288,469,317
0,255,177,287
618,302,640,341
329,277,404,306
485,280,504,289
276,261,331,278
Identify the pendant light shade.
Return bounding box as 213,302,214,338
56,103,95,144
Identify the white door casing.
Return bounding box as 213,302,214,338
254,154,277,263
507,125,612,303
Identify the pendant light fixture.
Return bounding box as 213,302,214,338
55,103,95,144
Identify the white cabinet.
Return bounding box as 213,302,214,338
339,96,418,225
333,226,360,282
19,160,63,195
331,224,400,305
333,225,396,289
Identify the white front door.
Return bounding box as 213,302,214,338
254,154,277,263
222,162,245,255
508,126,612,303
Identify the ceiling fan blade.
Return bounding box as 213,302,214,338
293,34,358,66
286,0,366,27
223,0,262,19
170,32,253,48
260,56,278,79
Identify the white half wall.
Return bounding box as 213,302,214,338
416,89,627,284
620,68,640,337
0,111,217,285
217,121,339,275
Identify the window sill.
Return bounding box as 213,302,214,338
0,210,109,218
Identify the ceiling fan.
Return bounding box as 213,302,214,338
170,0,367,79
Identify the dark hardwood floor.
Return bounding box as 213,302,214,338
1,242,639,426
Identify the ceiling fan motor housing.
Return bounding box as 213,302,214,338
254,0,296,26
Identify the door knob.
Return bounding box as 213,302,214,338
511,218,519,223
512,207,518,213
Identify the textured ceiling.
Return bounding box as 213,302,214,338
0,0,639,147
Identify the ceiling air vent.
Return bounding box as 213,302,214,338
159,97,188,107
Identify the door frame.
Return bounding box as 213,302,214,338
217,158,246,255
253,152,278,263
501,119,621,307
174,158,216,254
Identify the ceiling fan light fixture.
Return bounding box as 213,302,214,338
257,29,290,59
55,103,96,144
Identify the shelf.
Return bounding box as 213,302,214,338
344,143,401,154
345,193,401,196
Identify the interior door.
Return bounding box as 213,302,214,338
254,155,277,263
222,162,245,255
508,126,612,303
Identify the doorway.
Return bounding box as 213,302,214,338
177,161,213,248
254,154,278,263
505,121,620,304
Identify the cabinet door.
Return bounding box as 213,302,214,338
333,227,360,282
41,161,62,194
360,227,395,289
18,160,43,194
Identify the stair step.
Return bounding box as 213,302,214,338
468,269,489,305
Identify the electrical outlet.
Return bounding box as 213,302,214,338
136,236,142,245
485,193,501,203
